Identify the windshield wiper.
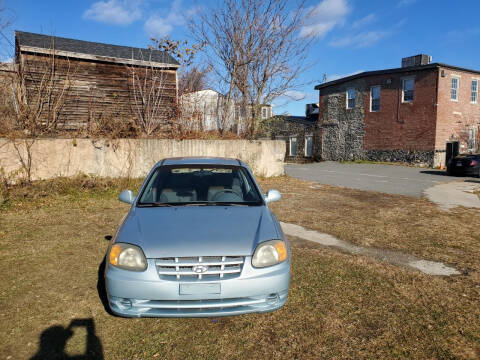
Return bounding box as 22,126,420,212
138,201,261,207
205,202,258,206
137,202,175,207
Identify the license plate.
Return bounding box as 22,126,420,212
456,161,462,167
179,283,221,295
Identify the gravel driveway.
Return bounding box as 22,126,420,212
285,161,475,197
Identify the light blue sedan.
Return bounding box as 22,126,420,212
105,157,290,317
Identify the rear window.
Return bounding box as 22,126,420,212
137,165,263,205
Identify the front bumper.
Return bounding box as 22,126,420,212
105,258,290,317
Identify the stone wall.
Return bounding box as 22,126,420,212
365,149,434,166
319,78,366,161
256,117,319,163
0,138,286,181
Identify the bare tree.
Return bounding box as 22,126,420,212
15,51,76,135
179,66,209,94
0,1,12,58
148,36,207,136
128,62,175,136
456,121,480,153
1,39,77,183
190,0,313,137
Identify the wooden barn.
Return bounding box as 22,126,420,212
14,31,179,133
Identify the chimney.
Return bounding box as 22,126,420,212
305,103,319,120
401,54,432,68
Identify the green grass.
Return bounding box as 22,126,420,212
1,176,479,359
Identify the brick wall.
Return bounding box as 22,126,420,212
318,68,439,164
435,66,480,155
362,69,437,152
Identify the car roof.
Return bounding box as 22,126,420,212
158,157,245,167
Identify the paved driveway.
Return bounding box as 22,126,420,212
285,161,477,197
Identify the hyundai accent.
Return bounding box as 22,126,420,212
105,157,290,317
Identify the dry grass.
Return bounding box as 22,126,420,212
1,176,479,359
262,176,480,274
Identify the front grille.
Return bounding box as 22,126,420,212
155,256,244,281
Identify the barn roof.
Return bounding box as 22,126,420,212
15,31,179,68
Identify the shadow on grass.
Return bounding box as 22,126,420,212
31,318,103,360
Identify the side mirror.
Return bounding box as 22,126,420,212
118,190,134,204
265,189,281,203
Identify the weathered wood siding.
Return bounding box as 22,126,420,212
19,52,177,130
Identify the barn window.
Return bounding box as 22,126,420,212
451,77,459,101
402,77,415,102
289,136,297,156
370,86,381,112
346,88,355,109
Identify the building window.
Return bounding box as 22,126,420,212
468,127,476,151
451,77,459,101
402,78,414,102
305,135,313,157
471,80,478,103
261,107,268,119
346,88,355,109
370,86,381,112
289,136,297,156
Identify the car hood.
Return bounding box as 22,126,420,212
116,205,280,258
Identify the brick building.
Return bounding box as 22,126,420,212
315,55,480,167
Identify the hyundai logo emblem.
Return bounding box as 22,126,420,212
192,265,208,273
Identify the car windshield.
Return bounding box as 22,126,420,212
137,165,263,206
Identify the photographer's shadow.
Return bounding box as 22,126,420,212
31,318,103,360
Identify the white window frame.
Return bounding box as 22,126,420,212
304,135,313,157
471,79,478,104
370,85,381,112
346,88,355,109
468,127,476,151
402,77,415,103
261,107,268,119
289,136,297,156
451,76,459,101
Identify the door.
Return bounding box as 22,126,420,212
446,141,459,166
305,135,313,157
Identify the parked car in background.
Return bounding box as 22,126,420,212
105,157,290,317
447,154,480,177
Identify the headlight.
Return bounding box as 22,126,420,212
109,243,147,271
252,240,288,268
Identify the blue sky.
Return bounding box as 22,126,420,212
2,0,480,115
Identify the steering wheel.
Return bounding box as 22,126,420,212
212,189,243,202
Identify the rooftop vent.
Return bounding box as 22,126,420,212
401,54,432,68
